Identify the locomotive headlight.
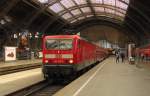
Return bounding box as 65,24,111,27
45,60,48,63
69,59,73,64
62,54,73,58
45,54,55,58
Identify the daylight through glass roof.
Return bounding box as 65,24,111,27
34,0,130,23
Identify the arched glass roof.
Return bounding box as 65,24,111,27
33,0,130,23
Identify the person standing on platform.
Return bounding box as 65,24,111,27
115,50,120,63
141,53,144,61
120,52,125,62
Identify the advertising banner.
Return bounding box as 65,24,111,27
5,47,17,61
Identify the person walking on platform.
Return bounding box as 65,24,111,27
116,51,120,63
120,52,125,62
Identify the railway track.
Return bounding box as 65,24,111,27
8,80,66,96
0,64,41,75
7,61,102,96
28,85,64,96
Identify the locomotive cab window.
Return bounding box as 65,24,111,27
46,39,73,50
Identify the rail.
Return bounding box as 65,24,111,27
0,63,41,75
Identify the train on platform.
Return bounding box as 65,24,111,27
139,45,150,57
42,35,108,79
138,45,150,59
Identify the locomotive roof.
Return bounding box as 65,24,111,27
44,35,95,44
44,35,106,50
44,35,81,39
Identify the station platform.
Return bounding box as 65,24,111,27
0,68,44,95
0,59,42,75
54,57,150,96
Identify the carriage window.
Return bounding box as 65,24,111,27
59,39,72,49
46,39,59,49
46,39,73,50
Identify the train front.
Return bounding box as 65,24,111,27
42,36,76,78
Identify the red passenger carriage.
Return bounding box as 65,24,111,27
139,45,150,58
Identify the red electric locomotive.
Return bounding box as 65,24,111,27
42,35,108,79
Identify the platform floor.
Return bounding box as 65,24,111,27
0,68,44,95
54,57,150,96
0,59,42,75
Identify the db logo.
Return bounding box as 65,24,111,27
56,54,62,58
7,52,14,57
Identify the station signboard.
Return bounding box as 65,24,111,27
5,47,17,61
